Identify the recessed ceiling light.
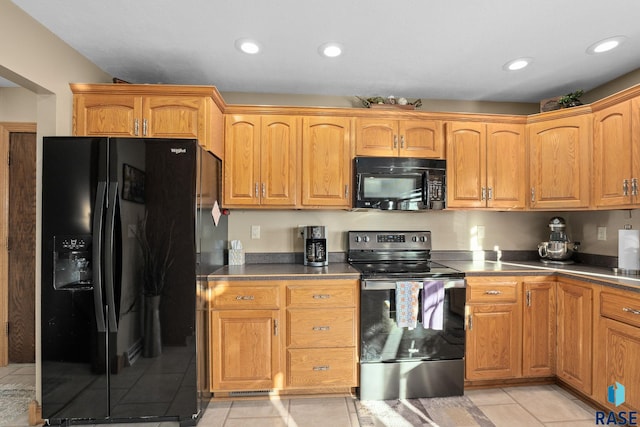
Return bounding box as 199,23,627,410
319,42,343,58
503,57,532,71
586,36,626,54
235,39,261,55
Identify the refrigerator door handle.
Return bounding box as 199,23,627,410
105,182,119,332
93,181,108,333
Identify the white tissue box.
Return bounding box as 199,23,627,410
229,249,245,265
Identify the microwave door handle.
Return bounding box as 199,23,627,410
422,171,429,207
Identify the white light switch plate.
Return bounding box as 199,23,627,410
251,225,261,239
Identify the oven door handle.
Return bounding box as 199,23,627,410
362,278,465,290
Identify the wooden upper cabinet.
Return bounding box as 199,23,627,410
593,100,635,208
355,118,443,158
528,114,591,209
223,115,298,207
301,116,352,208
447,121,525,209
71,83,225,158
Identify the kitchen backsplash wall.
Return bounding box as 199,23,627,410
227,209,555,255
563,209,640,256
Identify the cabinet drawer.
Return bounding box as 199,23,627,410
467,281,518,303
212,284,279,309
286,348,356,387
601,291,640,328
286,282,356,307
287,308,355,348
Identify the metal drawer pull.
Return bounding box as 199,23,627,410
236,295,255,301
313,294,331,299
623,307,640,315
313,365,330,371
312,326,330,331
485,290,502,295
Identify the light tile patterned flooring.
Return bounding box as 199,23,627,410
1,363,600,427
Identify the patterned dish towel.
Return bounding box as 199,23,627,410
423,280,445,330
395,281,421,328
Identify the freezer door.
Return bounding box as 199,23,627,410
41,136,109,421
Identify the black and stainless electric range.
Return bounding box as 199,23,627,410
347,230,466,400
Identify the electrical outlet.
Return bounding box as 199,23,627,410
597,226,607,241
251,225,261,239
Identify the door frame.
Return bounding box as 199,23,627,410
0,122,37,366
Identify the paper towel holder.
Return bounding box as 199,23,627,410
613,224,640,276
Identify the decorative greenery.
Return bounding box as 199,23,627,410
557,90,584,108
357,96,423,109
135,213,175,297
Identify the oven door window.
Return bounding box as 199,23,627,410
360,287,465,362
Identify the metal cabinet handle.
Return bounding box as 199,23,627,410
623,307,640,315
531,187,535,203
488,187,493,200
481,187,486,201
312,326,331,331
623,179,629,196
143,118,148,136
236,295,255,300
262,182,266,198
255,183,259,198
345,185,349,198
467,314,473,330
274,319,279,336
134,118,139,136
633,178,639,196
485,290,502,295
312,365,330,371
393,135,398,149
313,294,331,299
400,135,405,148
526,290,531,307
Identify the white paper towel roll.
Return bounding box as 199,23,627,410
618,228,640,270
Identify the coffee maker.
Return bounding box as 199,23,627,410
303,226,328,266
538,216,580,264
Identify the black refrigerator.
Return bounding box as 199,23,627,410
41,137,227,425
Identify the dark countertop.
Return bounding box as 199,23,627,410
442,260,640,292
207,262,361,281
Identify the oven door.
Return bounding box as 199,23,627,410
360,278,466,363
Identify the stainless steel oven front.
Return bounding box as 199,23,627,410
359,277,466,400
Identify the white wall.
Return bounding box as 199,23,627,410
228,209,554,254
0,87,37,121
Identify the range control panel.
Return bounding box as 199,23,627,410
348,231,431,250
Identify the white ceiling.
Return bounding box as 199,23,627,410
9,0,640,103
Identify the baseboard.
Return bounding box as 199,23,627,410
28,400,43,426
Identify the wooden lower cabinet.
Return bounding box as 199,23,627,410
595,288,640,411
522,279,556,377
209,279,358,394
556,278,593,395
465,277,522,380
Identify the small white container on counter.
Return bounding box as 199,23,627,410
229,240,245,265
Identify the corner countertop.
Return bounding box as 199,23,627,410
442,259,640,292
207,262,361,281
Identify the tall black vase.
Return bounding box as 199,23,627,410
143,295,162,358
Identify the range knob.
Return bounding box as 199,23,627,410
354,236,361,243
363,235,370,242
420,236,427,242
412,236,418,242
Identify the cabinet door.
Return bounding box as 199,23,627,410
522,280,556,377
143,96,204,140
399,119,444,158
210,310,281,391
355,118,398,156
486,123,526,209
261,116,298,206
466,303,521,380
446,122,486,208
596,317,640,412
593,101,633,207
223,115,261,206
556,280,592,394
528,115,591,209
301,117,352,207
73,94,142,137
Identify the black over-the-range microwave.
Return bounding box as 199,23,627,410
353,157,446,210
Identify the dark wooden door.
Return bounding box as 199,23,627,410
8,132,36,363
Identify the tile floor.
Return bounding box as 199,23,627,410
1,363,601,427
